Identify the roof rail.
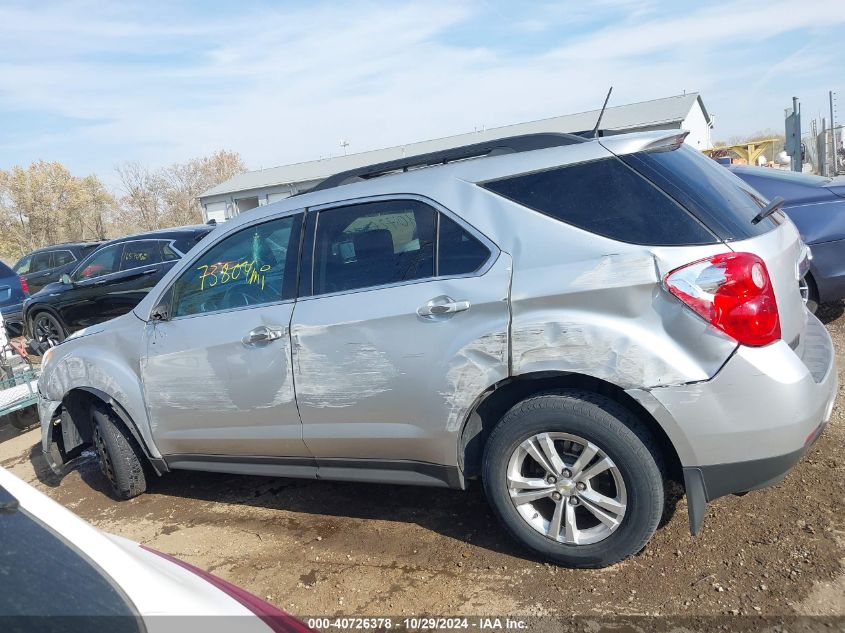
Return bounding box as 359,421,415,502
308,132,587,193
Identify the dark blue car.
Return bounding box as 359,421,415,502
729,165,845,312
0,260,29,337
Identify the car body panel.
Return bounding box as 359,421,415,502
141,300,307,458
292,251,511,466
0,466,286,628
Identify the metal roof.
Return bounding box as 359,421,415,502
201,92,707,198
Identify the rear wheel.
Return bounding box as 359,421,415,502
482,390,664,568
31,311,66,349
799,274,819,314
91,405,147,499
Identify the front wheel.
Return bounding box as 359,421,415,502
31,311,66,350
91,405,147,499
482,391,665,568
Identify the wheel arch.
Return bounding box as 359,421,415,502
24,303,67,339
49,387,165,475
458,371,683,484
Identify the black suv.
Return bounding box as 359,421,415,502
13,242,103,295
24,226,212,348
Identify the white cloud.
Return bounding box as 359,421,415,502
0,0,842,185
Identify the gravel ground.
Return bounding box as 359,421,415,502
1,304,844,620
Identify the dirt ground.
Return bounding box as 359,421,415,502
2,305,844,620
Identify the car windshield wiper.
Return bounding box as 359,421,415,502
751,196,785,225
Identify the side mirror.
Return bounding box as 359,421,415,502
59,273,73,286
150,303,170,322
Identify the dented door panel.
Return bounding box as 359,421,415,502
292,254,512,466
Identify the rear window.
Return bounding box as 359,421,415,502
482,157,717,246
621,145,779,240
0,261,15,278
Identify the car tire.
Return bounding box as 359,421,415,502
482,390,665,568
31,311,67,349
800,274,819,314
91,405,147,500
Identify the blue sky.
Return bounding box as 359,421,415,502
1,0,843,187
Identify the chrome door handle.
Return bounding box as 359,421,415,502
417,297,471,318
242,325,287,346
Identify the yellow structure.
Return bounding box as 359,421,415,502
704,139,779,165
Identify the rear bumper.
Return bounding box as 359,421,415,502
0,305,24,337
634,312,838,534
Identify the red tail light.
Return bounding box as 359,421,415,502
141,545,314,632
663,252,780,347
19,276,29,296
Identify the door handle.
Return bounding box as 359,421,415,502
417,296,471,318
242,325,287,346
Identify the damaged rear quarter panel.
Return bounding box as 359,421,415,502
504,215,738,389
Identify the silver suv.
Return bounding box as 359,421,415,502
37,131,838,568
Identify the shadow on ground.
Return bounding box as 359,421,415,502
817,301,844,325
29,439,683,563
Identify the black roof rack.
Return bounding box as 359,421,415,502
309,132,587,193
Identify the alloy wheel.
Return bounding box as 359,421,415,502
506,432,627,545
33,314,63,348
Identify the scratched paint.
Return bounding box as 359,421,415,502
567,252,659,291
294,325,399,408
511,321,693,389
440,331,509,431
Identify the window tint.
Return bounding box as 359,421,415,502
30,251,53,273
51,250,76,267
313,200,435,294
13,254,32,274
120,240,162,271
483,157,717,246
73,243,123,281
171,215,300,318
621,145,776,240
438,214,490,275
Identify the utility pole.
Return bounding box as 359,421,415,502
830,91,837,175
785,96,802,172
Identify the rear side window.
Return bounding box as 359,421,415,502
313,200,436,294
120,240,162,270
51,250,76,267
482,157,716,246
621,145,776,240
30,251,53,273
438,214,490,275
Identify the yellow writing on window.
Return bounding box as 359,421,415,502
198,260,272,291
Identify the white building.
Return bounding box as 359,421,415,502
199,92,713,222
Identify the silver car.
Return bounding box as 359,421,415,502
37,130,838,568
